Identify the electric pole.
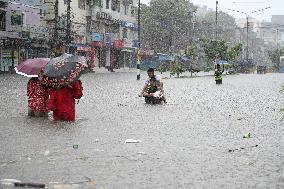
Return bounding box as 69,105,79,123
137,0,141,80
66,0,71,53
54,0,59,46
246,16,249,62
215,1,218,40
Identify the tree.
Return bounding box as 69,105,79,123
226,43,242,61
200,39,228,64
200,39,242,68
185,44,199,76
196,11,237,43
170,62,186,78
141,0,196,53
268,47,284,70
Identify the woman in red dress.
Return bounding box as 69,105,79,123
27,77,49,117
48,80,83,121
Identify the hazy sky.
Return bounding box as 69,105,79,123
140,0,283,22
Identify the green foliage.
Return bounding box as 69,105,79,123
186,44,198,60
157,64,168,74
197,11,237,43
201,39,228,63
200,39,242,65
170,62,186,77
268,47,284,70
141,0,196,53
226,43,242,61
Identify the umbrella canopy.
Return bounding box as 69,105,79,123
15,58,50,77
38,53,85,88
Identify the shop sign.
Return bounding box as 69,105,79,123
1,50,13,67
96,12,112,20
92,32,101,42
75,36,86,44
77,46,91,52
132,40,139,48
73,23,86,36
141,50,155,56
105,33,112,47
113,39,123,49
96,12,121,24
121,21,139,30
91,41,103,48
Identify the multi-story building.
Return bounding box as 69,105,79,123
254,15,284,48
44,0,139,70
88,0,139,69
0,0,47,72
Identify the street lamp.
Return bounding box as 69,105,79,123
226,7,270,62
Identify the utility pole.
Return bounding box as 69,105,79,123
215,1,218,40
226,7,270,62
54,0,59,47
136,0,141,80
276,28,280,71
246,16,249,62
66,0,71,53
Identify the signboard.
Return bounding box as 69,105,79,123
132,40,139,48
73,23,86,36
105,33,112,47
113,39,123,49
92,32,101,42
121,21,139,30
1,50,13,67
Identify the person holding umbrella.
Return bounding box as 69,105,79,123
27,77,49,117
48,80,83,121
15,58,50,117
39,50,85,121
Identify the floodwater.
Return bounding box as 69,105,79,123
0,70,283,189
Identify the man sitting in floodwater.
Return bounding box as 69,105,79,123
142,77,162,104
139,68,166,103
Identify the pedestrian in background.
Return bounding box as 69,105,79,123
27,77,49,117
214,64,224,84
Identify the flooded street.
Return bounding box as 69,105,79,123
0,71,283,189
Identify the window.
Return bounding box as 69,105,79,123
78,0,85,10
122,28,127,38
124,4,128,15
94,0,102,7
131,6,136,17
111,0,120,12
0,9,6,31
106,0,110,9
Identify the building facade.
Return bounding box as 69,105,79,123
1,0,139,71
0,0,47,72
87,0,139,70
43,0,139,70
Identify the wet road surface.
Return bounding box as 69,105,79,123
0,71,283,189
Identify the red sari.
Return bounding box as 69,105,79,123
27,78,48,112
48,81,83,121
